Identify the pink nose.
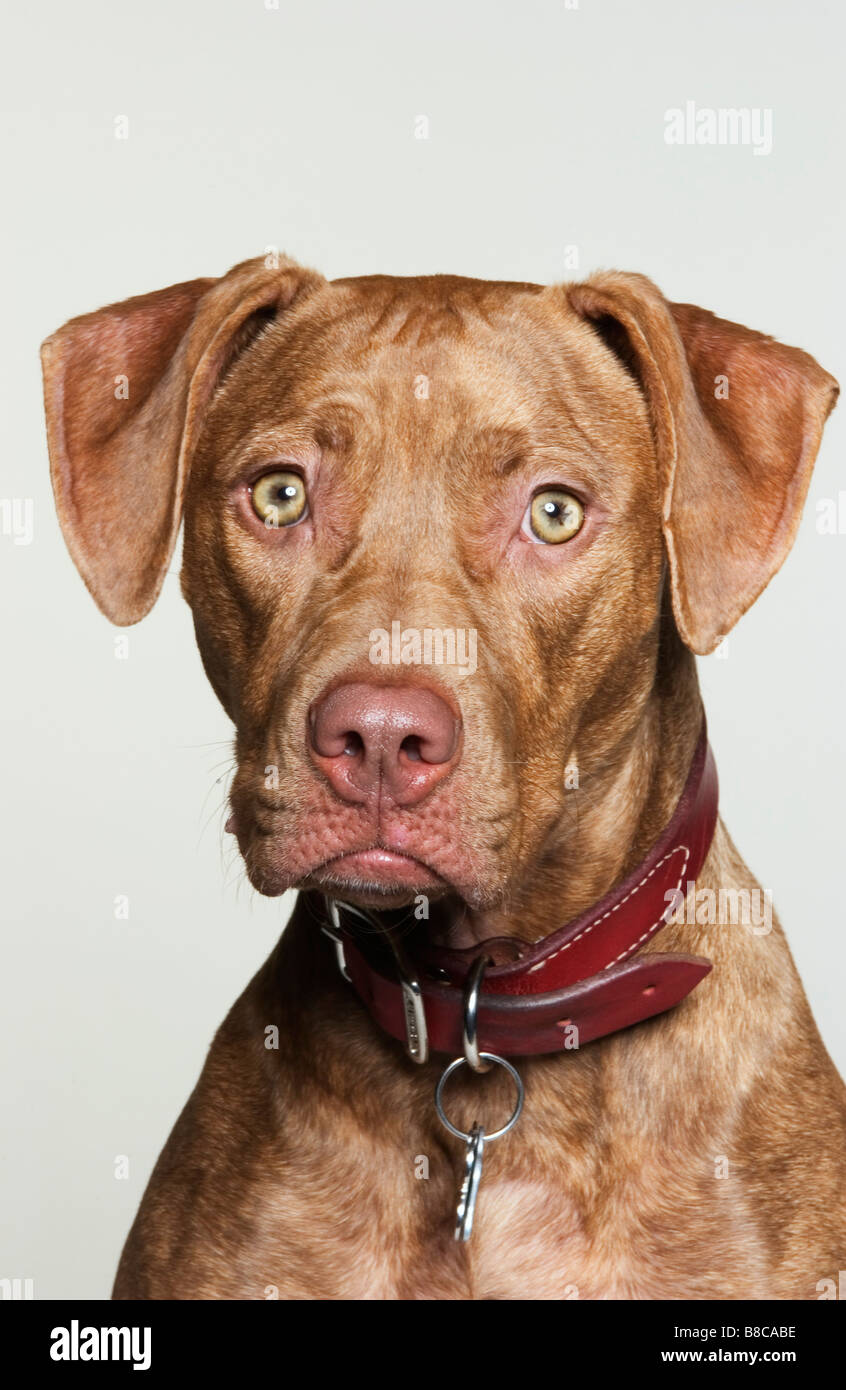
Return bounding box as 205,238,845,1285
308,683,461,807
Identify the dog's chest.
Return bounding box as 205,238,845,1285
459,1177,670,1299
397,1169,767,1300
408,1177,662,1300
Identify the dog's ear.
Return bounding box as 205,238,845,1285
564,271,838,654
41,256,325,625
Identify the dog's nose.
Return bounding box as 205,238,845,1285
308,683,461,806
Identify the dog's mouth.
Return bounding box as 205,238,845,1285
309,853,490,951
227,804,511,945
306,846,450,909
226,781,507,918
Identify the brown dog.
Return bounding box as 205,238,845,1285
42,258,846,1299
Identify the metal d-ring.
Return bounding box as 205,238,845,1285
434,1053,525,1142
463,954,493,1072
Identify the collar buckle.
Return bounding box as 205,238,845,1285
320,900,352,982
324,897,429,1065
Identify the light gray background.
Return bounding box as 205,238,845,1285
2,0,844,1299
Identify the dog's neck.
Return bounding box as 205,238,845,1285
434,621,702,950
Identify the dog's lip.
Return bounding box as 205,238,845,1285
315,847,446,891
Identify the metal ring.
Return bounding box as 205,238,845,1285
463,954,493,1073
434,1053,524,1143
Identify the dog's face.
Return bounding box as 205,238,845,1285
182,275,663,911
41,259,837,928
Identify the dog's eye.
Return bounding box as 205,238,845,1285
524,489,584,544
251,471,308,527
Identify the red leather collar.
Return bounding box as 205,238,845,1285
327,719,718,1059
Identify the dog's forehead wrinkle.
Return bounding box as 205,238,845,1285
317,277,547,364
220,318,641,500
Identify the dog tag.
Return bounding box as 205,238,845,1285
437,1053,524,1242
455,1122,485,1242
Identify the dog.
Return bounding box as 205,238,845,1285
41,257,846,1299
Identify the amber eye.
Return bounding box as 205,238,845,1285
525,489,585,544
250,471,308,527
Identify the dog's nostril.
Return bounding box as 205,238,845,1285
343,731,365,758
400,735,423,762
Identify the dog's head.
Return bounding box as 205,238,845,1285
42,257,837,931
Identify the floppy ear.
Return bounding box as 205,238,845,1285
41,255,325,625
565,271,839,654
